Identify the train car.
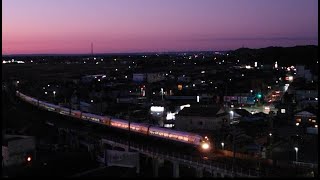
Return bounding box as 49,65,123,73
81,112,102,123
110,119,129,130
15,91,212,152
59,107,71,116
148,126,211,151
16,91,38,105
100,116,111,126
70,110,82,119
129,122,150,135
38,101,60,112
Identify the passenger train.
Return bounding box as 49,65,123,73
16,91,211,151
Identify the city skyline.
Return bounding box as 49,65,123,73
3,0,318,55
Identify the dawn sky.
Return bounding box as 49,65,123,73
2,0,318,54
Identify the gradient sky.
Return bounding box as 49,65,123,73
2,0,318,54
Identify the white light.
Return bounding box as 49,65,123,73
125,76,127,79
166,112,176,120
48,84,50,87
91,100,94,103
296,122,299,126
16,81,19,84
294,147,298,152
180,104,191,110
201,143,210,150
250,90,253,93
315,125,318,128
254,62,257,67
151,106,164,112
45,91,48,95
115,69,118,71
53,91,56,95
201,71,205,74
197,96,200,103
27,156,32,162
269,133,272,136
98,79,101,82
230,110,234,119
315,98,318,101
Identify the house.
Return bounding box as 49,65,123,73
294,108,317,127
175,105,229,131
2,135,36,167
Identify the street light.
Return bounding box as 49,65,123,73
294,147,298,162
53,91,56,101
221,142,225,150
269,133,272,137
296,123,299,126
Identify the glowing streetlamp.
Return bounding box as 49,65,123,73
53,91,56,101
294,147,298,162
221,142,225,150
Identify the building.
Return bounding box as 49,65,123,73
296,65,313,82
294,108,317,128
175,106,229,131
132,73,146,83
132,72,166,83
2,135,36,167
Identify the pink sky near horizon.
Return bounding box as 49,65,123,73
2,0,318,54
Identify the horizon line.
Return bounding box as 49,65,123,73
2,45,317,56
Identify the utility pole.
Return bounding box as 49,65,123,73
91,42,93,57
128,108,131,152
232,124,236,177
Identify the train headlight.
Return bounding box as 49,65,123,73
201,143,210,150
